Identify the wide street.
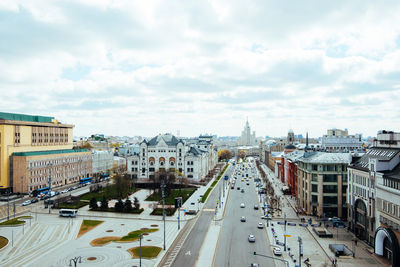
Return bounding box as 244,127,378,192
214,160,276,267
171,164,234,267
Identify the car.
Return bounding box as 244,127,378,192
240,203,245,208
241,189,245,193
258,222,263,229
248,234,255,242
251,264,259,267
31,198,39,203
61,189,69,194
246,182,250,185
231,186,235,189
273,247,282,256
22,200,31,206
254,205,259,210
237,187,240,190
72,186,78,190
241,216,246,222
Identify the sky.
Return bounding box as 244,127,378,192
1,0,400,138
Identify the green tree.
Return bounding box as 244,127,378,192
124,198,133,212
100,196,108,210
133,197,140,210
89,197,98,210
115,199,124,212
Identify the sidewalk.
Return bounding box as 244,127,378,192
261,163,384,267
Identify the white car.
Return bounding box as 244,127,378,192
241,216,246,222
258,222,263,229
22,200,31,206
248,234,256,242
273,247,282,256
240,203,245,208
61,189,69,194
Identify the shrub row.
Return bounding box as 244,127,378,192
201,163,229,203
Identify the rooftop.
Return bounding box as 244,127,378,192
352,147,400,169
0,112,54,123
12,149,89,157
299,152,351,164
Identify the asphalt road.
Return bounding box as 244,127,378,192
214,161,276,267
172,164,233,267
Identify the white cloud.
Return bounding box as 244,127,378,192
0,1,399,138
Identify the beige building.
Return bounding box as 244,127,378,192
297,152,351,218
0,112,91,193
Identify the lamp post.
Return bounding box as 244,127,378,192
48,162,52,214
69,256,82,267
161,181,166,250
139,233,143,267
283,213,287,251
298,236,303,267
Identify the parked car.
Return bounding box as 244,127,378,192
241,216,246,222
240,203,245,208
248,234,256,242
273,247,282,256
22,200,31,206
61,189,69,194
237,187,240,190
250,264,259,267
241,189,245,193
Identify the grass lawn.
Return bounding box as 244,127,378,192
150,208,176,216
56,201,88,209
128,246,162,259
80,185,139,201
145,188,196,205
77,220,104,238
0,236,8,249
0,216,32,226
201,187,212,203
90,228,159,246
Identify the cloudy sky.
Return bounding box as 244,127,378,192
1,0,400,138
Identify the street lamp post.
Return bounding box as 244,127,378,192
139,233,143,267
298,236,302,267
284,213,287,251
69,256,82,267
161,182,166,250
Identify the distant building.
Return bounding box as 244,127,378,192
127,133,217,182
92,150,114,176
240,119,256,146
321,128,363,152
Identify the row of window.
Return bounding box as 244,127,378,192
383,178,400,190
29,156,90,169
377,198,400,219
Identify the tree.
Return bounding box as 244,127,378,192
89,197,98,210
124,198,133,212
115,198,124,212
100,196,108,210
218,149,233,161
114,172,130,199
133,197,140,210
237,150,246,160
155,169,176,196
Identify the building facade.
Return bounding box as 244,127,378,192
297,152,351,218
127,133,217,182
92,150,114,175
321,128,363,152
0,112,91,193
12,149,92,193
240,119,256,146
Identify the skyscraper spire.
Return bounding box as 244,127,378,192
306,131,309,150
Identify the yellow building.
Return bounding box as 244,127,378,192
0,112,91,193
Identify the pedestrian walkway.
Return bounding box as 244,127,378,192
261,162,384,267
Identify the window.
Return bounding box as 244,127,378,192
312,184,318,192
323,185,337,193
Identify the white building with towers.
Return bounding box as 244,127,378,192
240,118,256,146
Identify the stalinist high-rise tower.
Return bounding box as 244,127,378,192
240,118,256,146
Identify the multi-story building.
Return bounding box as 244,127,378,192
240,119,256,146
282,150,304,197
0,112,91,193
127,133,217,181
92,150,114,176
297,152,351,218
321,128,363,152
347,131,400,257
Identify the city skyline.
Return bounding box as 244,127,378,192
1,1,399,137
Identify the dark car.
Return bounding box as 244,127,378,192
241,189,245,193
31,198,39,203
254,205,259,210
237,187,240,190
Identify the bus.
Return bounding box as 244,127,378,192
79,177,92,185
59,209,78,217
32,187,50,197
